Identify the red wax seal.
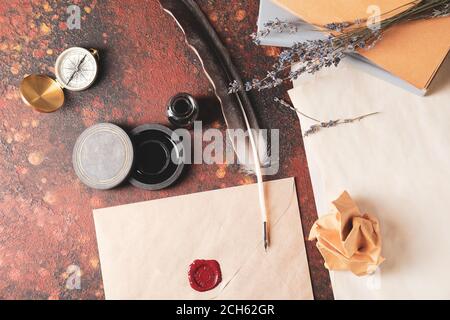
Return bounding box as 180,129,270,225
188,259,222,292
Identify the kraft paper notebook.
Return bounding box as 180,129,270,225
269,0,450,92
94,178,314,300
288,56,450,299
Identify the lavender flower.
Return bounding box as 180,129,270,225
324,21,352,32
228,80,241,94
250,18,298,44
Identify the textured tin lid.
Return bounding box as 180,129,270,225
73,123,134,190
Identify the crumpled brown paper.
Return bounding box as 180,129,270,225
309,191,385,276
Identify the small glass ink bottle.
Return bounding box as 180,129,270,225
167,93,199,128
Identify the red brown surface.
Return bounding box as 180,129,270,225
0,0,333,299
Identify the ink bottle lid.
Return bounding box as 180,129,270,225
167,93,199,128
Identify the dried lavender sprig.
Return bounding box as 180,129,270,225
303,113,380,137
232,30,378,93
250,18,299,45
231,0,450,93
274,98,379,137
230,37,350,93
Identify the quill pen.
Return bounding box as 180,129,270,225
159,0,270,250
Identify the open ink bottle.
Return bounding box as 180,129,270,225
167,93,199,128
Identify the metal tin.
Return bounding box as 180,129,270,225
73,123,134,190
73,123,185,191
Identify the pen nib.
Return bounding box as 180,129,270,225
263,221,269,252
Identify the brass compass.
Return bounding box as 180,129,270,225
20,47,99,113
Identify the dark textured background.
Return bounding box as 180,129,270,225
0,0,333,299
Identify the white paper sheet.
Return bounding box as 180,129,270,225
289,58,450,299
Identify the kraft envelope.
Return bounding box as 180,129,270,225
93,178,314,300
273,0,450,90
288,56,450,299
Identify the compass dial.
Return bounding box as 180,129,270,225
55,47,98,91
